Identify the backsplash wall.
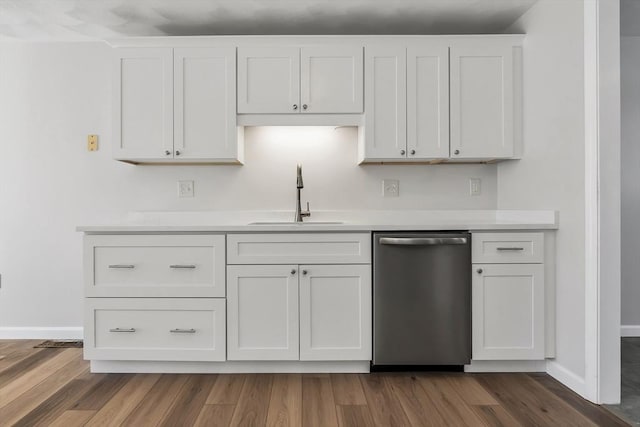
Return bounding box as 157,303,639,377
0,42,497,329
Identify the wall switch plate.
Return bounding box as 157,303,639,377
469,178,481,196
87,135,98,151
178,180,194,198
383,179,399,197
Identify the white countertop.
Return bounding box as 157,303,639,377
76,210,559,233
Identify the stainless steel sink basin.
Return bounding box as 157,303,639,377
248,221,344,225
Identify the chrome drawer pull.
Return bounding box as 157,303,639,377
169,265,196,269
496,247,525,251
108,264,135,269
170,328,196,333
379,237,468,246
109,328,136,333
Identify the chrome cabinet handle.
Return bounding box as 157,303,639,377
293,104,298,110
169,265,196,269
302,104,308,110
170,328,196,334
400,149,406,155
109,328,136,333
108,264,135,269
454,149,460,155
302,270,308,275
175,150,181,156
410,149,416,155
496,247,525,251
291,269,296,275
165,150,171,156
379,237,468,246
476,268,483,274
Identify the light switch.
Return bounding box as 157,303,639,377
87,135,98,151
383,179,399,197
469,178,481,196
178,180,194,198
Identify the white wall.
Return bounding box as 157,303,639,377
621,36,640,328
499,0,586,381
0,42,497,331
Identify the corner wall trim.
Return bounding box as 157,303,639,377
0,327,83,340
621,325,640,337
546,360,587,398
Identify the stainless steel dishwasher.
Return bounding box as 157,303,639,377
372,232,471,368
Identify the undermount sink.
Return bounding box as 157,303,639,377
248,221,344,225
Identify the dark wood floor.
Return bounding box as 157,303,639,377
0,340,629,426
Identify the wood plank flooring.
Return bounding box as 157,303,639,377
0,340,629,427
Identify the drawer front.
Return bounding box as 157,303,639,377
85,235,225,297
84,298,226,361
472,232,543,264
227,233,371,264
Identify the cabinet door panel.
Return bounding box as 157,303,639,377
407,46,449,159
364,46,407,160
299,264,371,361
450,45,514,159
237,47,300,114
301,46,363,113
174,47,237,160
113,48,173,160
227,265,299,360
472,264,544,360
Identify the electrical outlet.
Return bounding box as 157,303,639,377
178,180,194,198
382,179,399,198
469,178,481,196
87,135,98,151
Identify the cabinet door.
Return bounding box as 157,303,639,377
300,46,363,113
407,46,449,159
174,47,238,160
472,264,544,360
237,47,300,114
113,48,173,161
227,265,299,360
364,46,407,160
450,45,514,159
299,265,372,361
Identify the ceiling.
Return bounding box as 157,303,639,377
0,0,537,41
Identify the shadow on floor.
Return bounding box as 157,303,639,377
606,337,640,425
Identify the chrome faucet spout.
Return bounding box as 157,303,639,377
294,164,311,222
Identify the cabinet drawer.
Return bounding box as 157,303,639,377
227,233,371,264
472,232,543,264
84,235,225,297
84,298,226,361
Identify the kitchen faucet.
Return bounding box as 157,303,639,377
295,164,311,223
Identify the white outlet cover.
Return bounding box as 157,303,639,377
382,179,399,198
178,180,194,198
469,178,481,196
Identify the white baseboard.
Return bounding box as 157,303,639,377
464,360,547,373
546,360,586,398
91,360,370,374
621,325,640,337
0,327,83,340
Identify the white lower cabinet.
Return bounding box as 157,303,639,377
227,265,300,360
299,264,371,361
472,263,545,360
85,298,226,362
226,263,372,362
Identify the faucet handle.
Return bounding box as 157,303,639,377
303,202,311,217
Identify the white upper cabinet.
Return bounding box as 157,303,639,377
407,46,450,159
113,46,241,164
238,46,363,114
450,45,515,159
300,46,363,113
113,48,173,161
174,47,238,160
237,47,300,114
363,46,407,160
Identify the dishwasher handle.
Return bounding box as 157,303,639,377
379,237,468,246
